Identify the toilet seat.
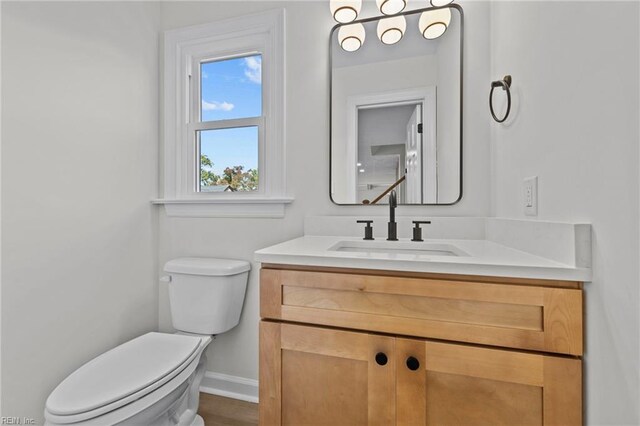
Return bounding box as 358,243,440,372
45,332,204,424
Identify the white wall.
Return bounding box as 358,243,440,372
158,0,491,387
490,2,640,424
1,2,160,421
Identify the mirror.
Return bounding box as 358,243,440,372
330,6,463,205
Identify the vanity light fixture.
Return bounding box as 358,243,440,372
338,23,366,52
376,0,407,16
377,16,406,45
330,0,362,23
332,0,457,52
419,7,451,40
359,168,365,173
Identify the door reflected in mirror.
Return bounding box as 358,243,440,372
330,6,462,205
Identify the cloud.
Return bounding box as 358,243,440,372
244,56,262,84
202,100,235,111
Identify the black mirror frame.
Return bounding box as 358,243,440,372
328,4,464,206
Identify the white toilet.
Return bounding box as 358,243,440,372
44,257,250,426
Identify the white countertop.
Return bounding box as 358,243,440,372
254,235,592,282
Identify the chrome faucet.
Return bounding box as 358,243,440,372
387,190,398,241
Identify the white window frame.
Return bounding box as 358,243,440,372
155,9,292,218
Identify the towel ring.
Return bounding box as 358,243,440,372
490,75,512,123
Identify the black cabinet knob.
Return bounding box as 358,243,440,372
406,356,420,371
375,352,388,366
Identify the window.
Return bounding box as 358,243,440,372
197,55,262,193
158,10,290,217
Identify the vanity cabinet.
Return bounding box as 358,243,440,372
259,265,583,426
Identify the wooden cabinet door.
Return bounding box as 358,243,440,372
260,321,396,426
395,338,582,426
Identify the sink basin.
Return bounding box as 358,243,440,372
328,240,468,258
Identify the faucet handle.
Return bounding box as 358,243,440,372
357,220,374,240
411,220,432,242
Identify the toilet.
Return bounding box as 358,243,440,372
44,257,250,426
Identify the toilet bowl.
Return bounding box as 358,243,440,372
44,258,250,426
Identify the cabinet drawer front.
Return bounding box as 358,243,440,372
261,268,583,355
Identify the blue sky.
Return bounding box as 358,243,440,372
200,127,258,175
200,54,261,176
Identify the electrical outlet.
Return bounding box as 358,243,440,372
524,176,538,216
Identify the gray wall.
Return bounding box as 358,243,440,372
1,2,161,421
490,2,640,424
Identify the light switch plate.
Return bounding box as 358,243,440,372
523,176,538,216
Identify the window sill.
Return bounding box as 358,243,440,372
152,197,294,218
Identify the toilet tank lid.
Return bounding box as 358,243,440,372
164,257,250,276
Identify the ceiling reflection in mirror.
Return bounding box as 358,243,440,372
330,6,462,205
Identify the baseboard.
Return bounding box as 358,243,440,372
200,371,259,403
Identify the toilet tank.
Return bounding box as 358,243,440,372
164,258,250,335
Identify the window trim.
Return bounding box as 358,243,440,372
155,9,292,218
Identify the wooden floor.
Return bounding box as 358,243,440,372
198,393,259,426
